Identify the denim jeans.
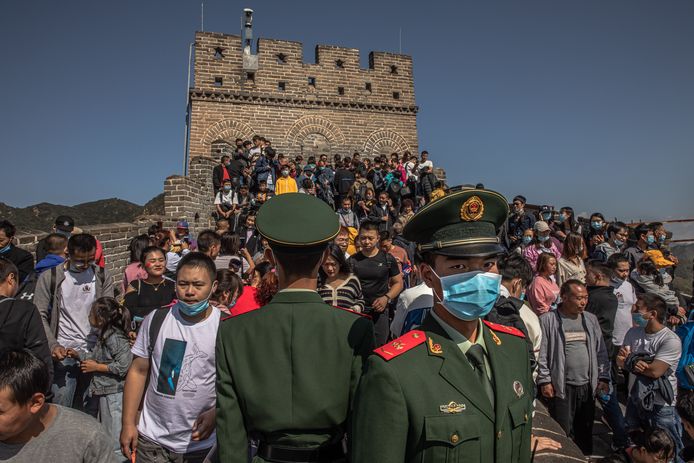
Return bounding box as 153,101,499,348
625,397,684,463
96,392,124,460
598,383,627,448
51,357,92,411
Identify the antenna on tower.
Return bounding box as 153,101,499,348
242,8,258,77
201,2,204,31
399,27,402,54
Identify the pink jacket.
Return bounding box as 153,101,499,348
527,275,560,315
522,243,561,272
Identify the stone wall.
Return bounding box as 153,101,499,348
15,219,163,291
164,156,217,238
189,32,419,162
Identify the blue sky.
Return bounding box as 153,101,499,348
1,0,693,227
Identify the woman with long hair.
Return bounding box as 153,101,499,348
556,232,587,287
121,234,150,294
553,206,581,242
527,253,560,315
215,231,255,278
231,261,274,316
318,244,365,313
210,269,243,315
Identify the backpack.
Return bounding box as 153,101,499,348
16,271,42,303
676,321,694,390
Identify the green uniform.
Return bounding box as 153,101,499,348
352,314,533,463
352,187,534,462
215,193,375,462
216,291,374,462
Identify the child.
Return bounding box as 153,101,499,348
69,296,133,459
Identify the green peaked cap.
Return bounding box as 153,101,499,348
403,187,510,257
256,193,340,247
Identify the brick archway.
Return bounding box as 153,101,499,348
363,129,411,157
285,115,346,150
202,119,256,150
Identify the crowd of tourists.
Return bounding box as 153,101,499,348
0,140,692,463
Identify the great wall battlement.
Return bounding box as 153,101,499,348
190,31,419,161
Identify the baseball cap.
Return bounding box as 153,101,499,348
534,221,550,233
176,220,190,229
55,216,75,233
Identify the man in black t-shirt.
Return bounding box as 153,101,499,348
349,221,403,345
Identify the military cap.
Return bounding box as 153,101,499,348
403,187,509,257
256,193,339,248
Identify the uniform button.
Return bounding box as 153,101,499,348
524,413,528,422
497,431,502,439
450,433,459,444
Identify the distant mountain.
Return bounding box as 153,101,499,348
0,196,165,234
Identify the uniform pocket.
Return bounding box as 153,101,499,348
422,414,480,463
508,398,530,461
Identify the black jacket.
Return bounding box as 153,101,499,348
2,245,34,283
334,168,355,196
0,296,53,387
212,164,231,192
586,285,618,357
486,296,536,373
367,203,397,234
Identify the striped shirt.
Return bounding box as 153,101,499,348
317,275,365,313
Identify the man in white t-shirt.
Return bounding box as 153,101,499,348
417,150,433,173
617,293,683,460
121,253,220,463
33,233,114,410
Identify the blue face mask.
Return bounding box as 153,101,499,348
659,234,666,243
522,236,533,245
591,221,603,230
541,213,552,221
559,213,567,222
175,286,215,317
537,235,550,243
613,239,624,248
432,269,502,321
632,312,649,328
646,235,656,245
223,186,232,191
0,243,10,254
519,291,526,301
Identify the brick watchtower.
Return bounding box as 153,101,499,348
188,26,419,163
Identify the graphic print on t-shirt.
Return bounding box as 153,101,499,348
156,339,210,396
156,338,187,396
177,344,209,393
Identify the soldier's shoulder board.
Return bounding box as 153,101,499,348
374,330,426,361
483,320,525,338
332,305,372,319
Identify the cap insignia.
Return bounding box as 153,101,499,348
460,195,484,222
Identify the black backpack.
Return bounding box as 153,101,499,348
16,271,41,303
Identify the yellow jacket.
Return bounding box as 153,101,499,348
275,176,298,195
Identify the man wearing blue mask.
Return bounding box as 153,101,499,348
624,224,653,271
352,187,535,463
0,220,34,283
33,233,113,410
121,252,220,462
617,293,683,462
